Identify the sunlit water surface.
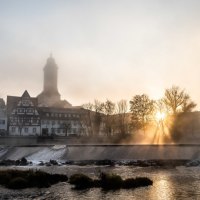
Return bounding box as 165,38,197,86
0,165,200,200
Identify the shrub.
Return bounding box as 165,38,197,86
123,178,137,189
0,170,68,189
69,174,93,189
68,172,153,190
133,177,153,187
99,172,123,190
0,171,11,186
123,177,153,189
8,177,29,189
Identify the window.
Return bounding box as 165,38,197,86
33,128,36,133
24,127,28,133
22,100,30,106
59,114,62,117
11,127,15,132
18,108,25,113
26,108,33,113
46,113,49,117
0,120,5,125
19,118,23,123
32,119,38,124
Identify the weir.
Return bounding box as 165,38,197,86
1,144,200,161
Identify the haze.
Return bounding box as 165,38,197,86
0,0,200,108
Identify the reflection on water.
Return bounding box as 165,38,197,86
1,166,200,200
152,176,174,200
42,166,200,200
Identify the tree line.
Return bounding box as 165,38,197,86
82,86,197,141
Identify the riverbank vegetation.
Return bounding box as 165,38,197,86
69,172,153,190
0,170,153,190
0,170,68,189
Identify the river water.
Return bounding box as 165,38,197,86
0,165,200,200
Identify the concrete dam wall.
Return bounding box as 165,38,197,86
1,145,200,162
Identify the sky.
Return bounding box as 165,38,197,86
0,0,200,109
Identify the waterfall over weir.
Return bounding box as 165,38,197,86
1,145,200,162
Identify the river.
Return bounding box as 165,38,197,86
0,165,200,200
1,145,200,199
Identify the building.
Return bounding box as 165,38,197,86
0,98,7,135
6,90,89,136
7,91,41,136
37,55,72,108
39,107,86,136
5,55,92,136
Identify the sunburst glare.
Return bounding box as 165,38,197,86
155,111,166,122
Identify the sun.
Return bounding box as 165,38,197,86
155,111,166,121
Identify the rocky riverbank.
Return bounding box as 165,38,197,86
1,158,200,167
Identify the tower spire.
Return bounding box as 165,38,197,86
37,55,60,107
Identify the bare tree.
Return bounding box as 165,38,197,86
82,100,105,136
116,99,129,135
182,95,196,113
102,99,115,136
94,100,104,113
81,103,94,136
130,94,155,133
82,103,93,111
103,100,115,115
163,86,196,114
93,100,104,135
153,99,168,135
162,86,196,142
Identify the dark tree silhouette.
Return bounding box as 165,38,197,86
163,86,196,115
130,94,154,133
163,86,196,142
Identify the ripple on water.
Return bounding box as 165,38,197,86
0,166,200,200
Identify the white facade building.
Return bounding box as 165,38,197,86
39,107,86,136
7,91,41,136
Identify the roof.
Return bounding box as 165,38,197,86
38,106,84,114
0,98,6,109
7,91,38,115
22,90,30,98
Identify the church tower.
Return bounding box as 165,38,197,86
37,55,61,107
